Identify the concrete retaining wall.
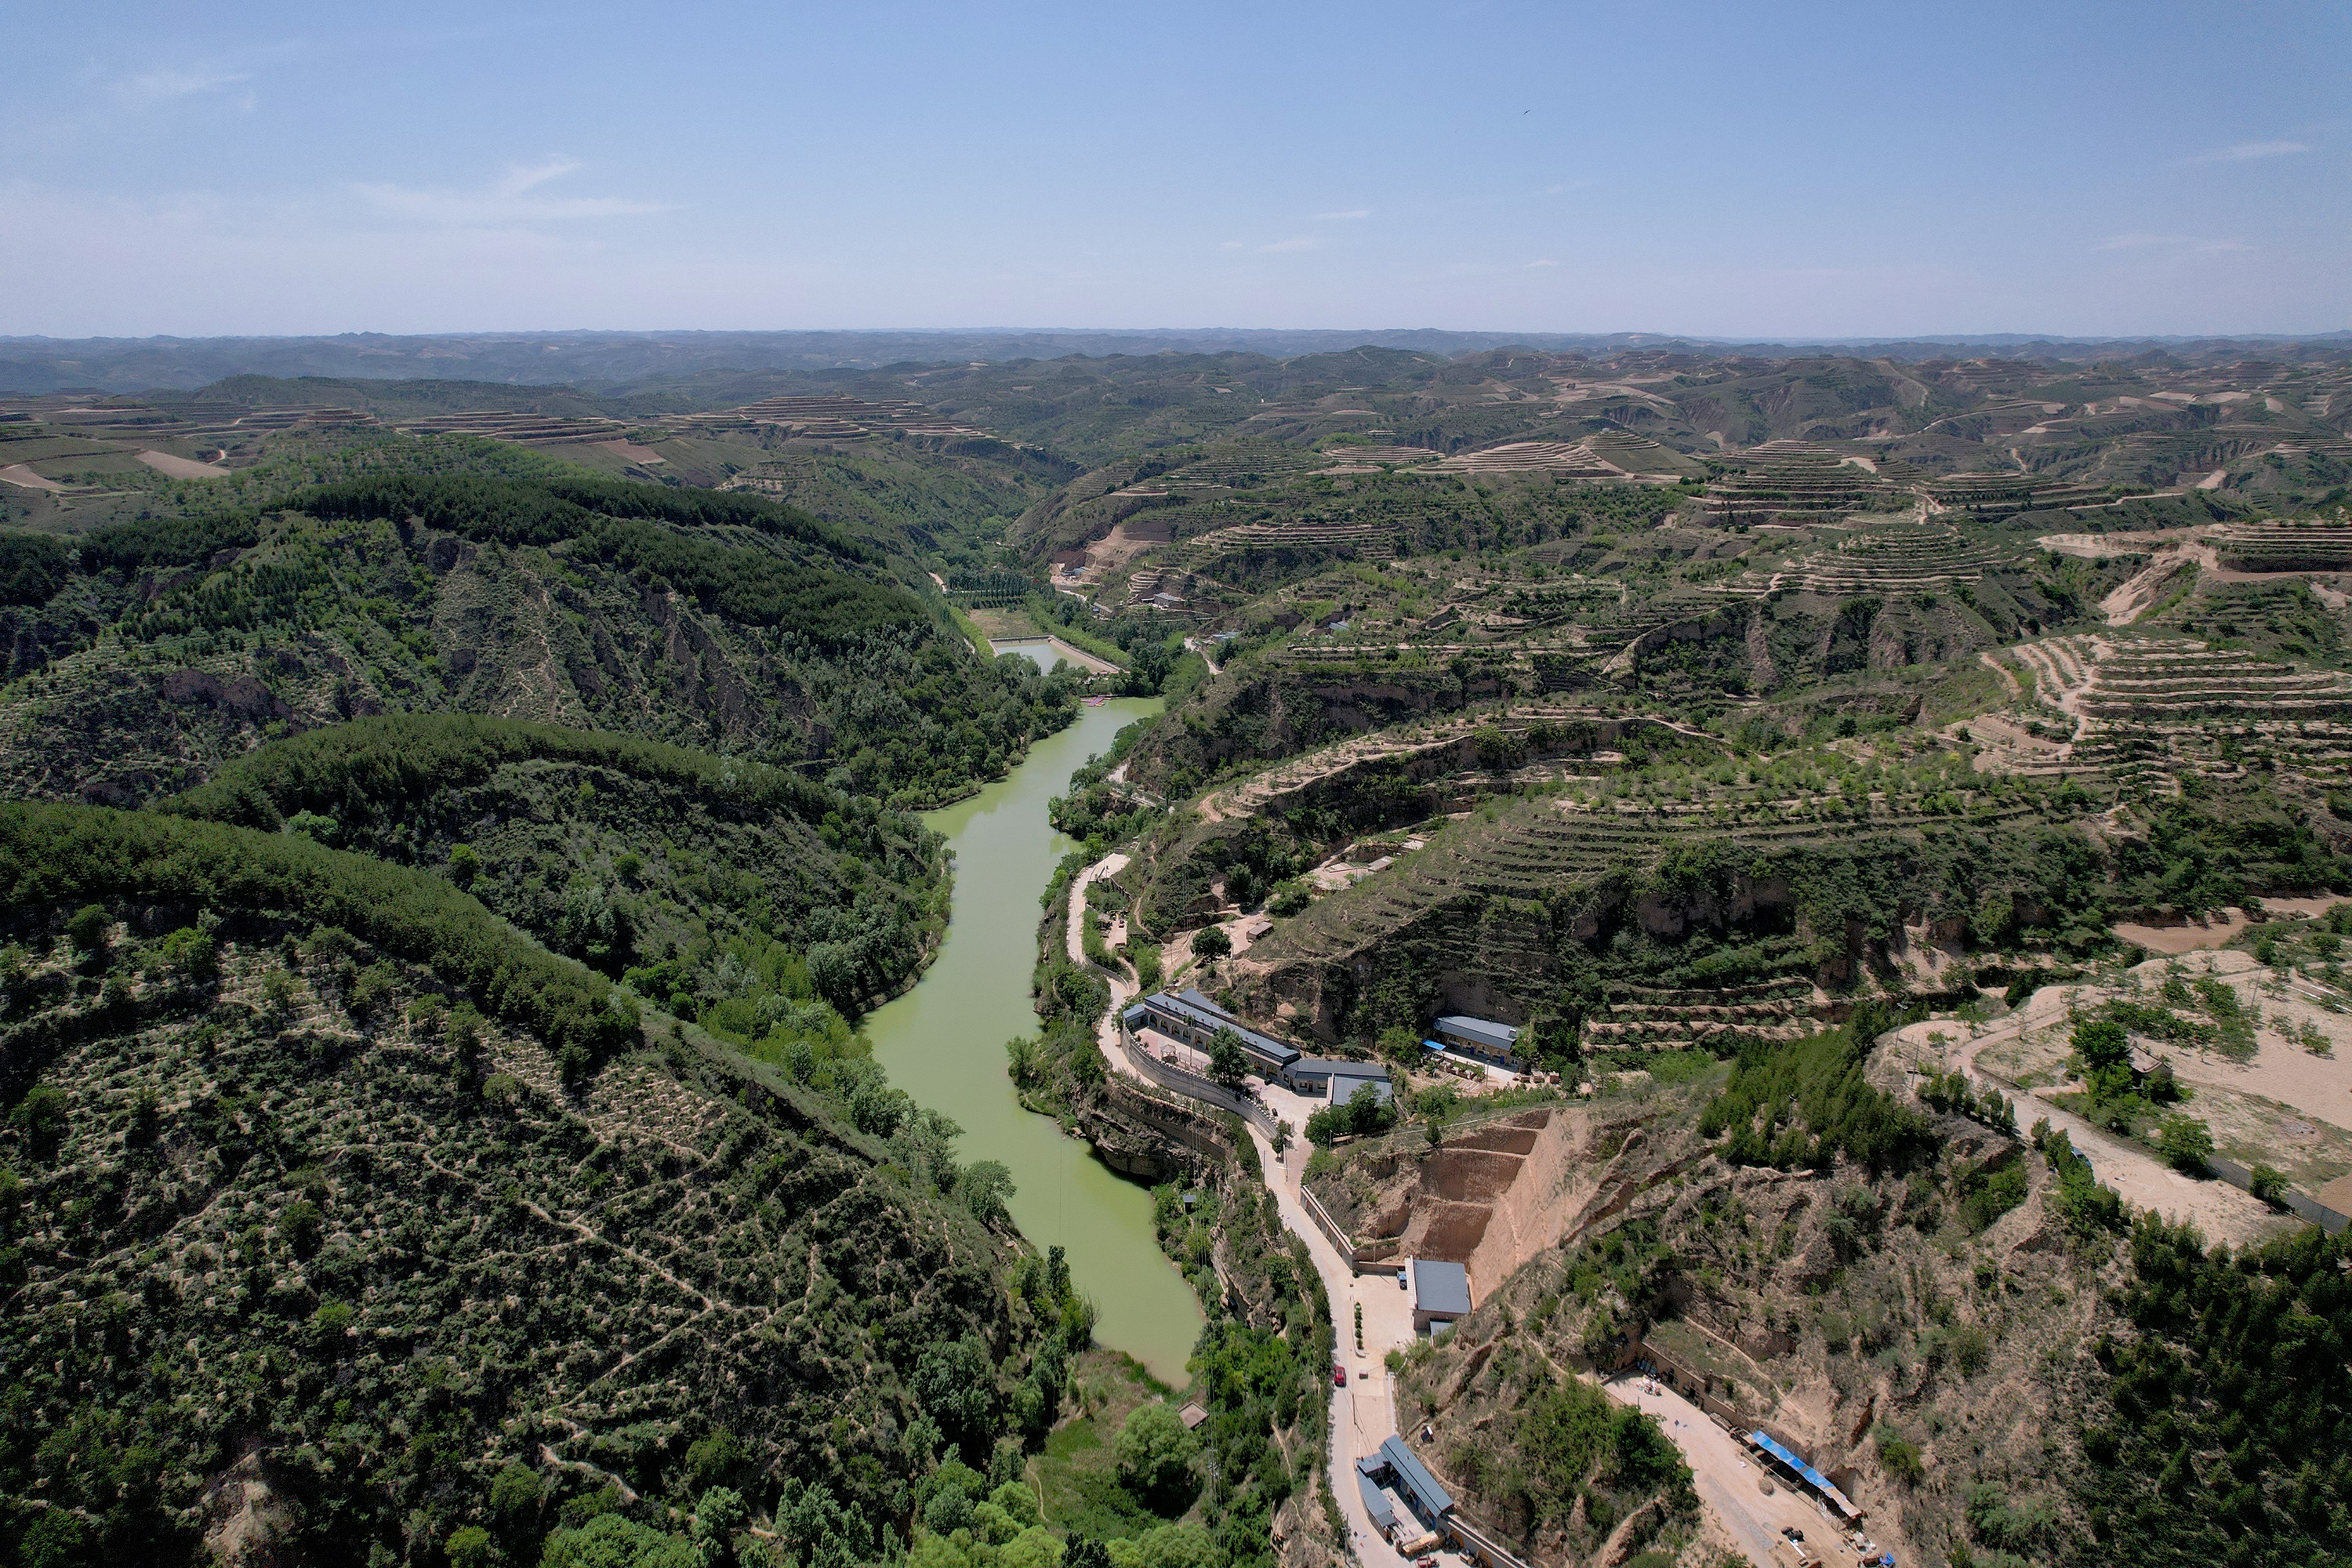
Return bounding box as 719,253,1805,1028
1101,1076,1237,1161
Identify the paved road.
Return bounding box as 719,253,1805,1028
1245,1113,1422,1568
1092,917,1839,1567
1256,1080,1856,1568
1065,853,1159,1091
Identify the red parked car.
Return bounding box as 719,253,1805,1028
1332,1364,1347,1387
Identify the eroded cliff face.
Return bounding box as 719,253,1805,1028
1232,869,1828,1046
1303,1108,1694,1303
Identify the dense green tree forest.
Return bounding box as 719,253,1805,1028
162,714,949,1021
0,451,1079,808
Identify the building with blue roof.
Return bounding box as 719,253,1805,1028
1747,1430,1863,1520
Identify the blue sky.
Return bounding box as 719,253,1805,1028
4,1,2346,338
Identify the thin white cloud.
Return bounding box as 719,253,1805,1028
114,66,252,107
1258,237,1317,252
354,157,670,225
1218,240,1245,250
2097,232,2251,254
493,155,583,196
1311,209,1371,220
2191,139,2312,165
1526,258,1559,268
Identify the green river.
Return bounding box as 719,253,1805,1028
868,696,1204,1383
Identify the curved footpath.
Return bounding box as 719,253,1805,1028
1067,852,1142,1073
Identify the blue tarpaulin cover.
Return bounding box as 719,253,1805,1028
1748,1431,1862,1519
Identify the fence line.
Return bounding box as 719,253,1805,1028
1335,1098,1559,1162
1102,1077,1240,1163
2208,1153,2350,1234
1448,1511,1533,1568
1298,1181,1358,1259
1120,1032,1276,1134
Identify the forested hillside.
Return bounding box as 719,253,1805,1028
0,414,1112,1566
162,714,951,1023
0,448,1076,810
0,855,1062,1566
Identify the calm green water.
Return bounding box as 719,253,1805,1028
990,639,1064,671
868,698,1203,1383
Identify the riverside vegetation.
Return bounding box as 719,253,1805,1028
4,337,2352,1566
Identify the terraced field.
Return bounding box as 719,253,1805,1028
1193,700,1620,821
2213,517,2352,572
392,411,626,444
1581,976,1819,1051
1124,440,1328,494
2005,633,2352,796
2016,635,2352,724
1718,521,2009,597
1700,440,1900,520
1580,429,1704,476
1924,470,2108,516
1426,441,1627,478
1174,518,1403,567
706,394,985,438
1236,779,2049,1044
1312,444,1441,474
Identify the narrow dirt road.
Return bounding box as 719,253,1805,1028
1066,851,1156,1089
1601,1373,1860,1568
1931,1007,2285,1246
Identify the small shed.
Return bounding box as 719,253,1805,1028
1177,1402,1208,1431
1326,1061,1394,1107
1410,1258,1472,1333
1748,1430,1864,1521
1353,1461,1398,1534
